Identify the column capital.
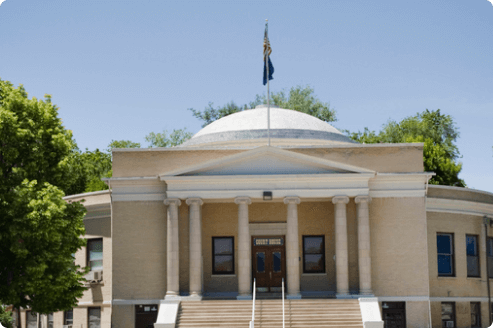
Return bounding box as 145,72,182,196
235,196,252,205
355,196,371,204
283,196,301,205
186,197,204,206
164,198,182,206
332,196,349,205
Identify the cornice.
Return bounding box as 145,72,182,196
426,198,493,217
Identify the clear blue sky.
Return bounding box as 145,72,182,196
1,0,492,192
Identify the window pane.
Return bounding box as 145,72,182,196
27,312,37,328
214,255,233,272
48,313,54,328
90,259,103,271
304,237,323,254
256,252,265,273
65,310,73,325
441,303,453,319
305,254,323,272
467,257,480,277
89,308,101,328
273,252,281,273
489,257,493,278
438,255,452,274
437,235,451,254
471,303,481,327
214,238,232,255
466,236,477,256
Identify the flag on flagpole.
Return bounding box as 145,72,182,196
263,22,274,85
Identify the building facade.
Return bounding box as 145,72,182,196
14,106,493,328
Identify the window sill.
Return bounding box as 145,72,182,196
466,276,482,279
302,273,327,276
437,276,456,279
211,274,236,278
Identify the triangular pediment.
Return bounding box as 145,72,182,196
161,146,374,177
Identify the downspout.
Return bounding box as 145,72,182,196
484,216,492,326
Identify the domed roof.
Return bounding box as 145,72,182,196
181,105,354,147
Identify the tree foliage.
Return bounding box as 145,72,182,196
0,306,13,328
145,128,193,148
0,79,88,313
189,85,336,127
347,109,465,187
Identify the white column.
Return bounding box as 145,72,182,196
187,197,204,298
332,196,350,297
164,198,181,298
284,196,301,299
235,196,252,299
355,196,373,295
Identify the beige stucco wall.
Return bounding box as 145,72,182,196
370,197,429,297
112,144,424,178
112,201,167,299
427,211,493,297
406,301,431,328
428,185,493,204
202,202,239,293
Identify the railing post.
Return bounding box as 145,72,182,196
250,278,256,328
282,277,285,328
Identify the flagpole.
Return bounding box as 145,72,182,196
265,19,271,147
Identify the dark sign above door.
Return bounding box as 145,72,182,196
254,238,284,246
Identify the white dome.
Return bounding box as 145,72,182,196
181,105,354,147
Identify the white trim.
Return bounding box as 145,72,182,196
112,299,162,305
77,301,112,307
112,193,166,202
63,190,110,200
377,296,430,302
160,146,375,176
167,189,368,200
112,142,424,152
426,198,493,216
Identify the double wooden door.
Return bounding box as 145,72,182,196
252,236,286,293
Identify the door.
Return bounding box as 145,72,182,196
252,236,286,293
135,304,159,328
382,302,406,328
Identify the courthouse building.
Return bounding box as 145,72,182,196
14,105,493,328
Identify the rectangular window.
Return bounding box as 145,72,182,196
303,236,325,273
87,238,103,271
437,233,454,276
48,313,54,328
26,311,37,328
442,302,456,328
471,302,481,328
488,238,493,279
88,307,101,328
64,309,73,326
212,237,234,274
467,235,480,277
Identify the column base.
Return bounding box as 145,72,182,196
164,292,182,301
187,293,203,301
237,294,253,300
286,293,302,300
359,289,374,297
336,293,352,299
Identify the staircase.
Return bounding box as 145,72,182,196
176,299,364,328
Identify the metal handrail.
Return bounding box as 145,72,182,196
282,278,285,328
250,278,256,328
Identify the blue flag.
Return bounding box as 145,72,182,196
263,23,274,85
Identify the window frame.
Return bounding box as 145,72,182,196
48,313,54,328
302,235,326,274
64,309,73,326
437,233,455,277
212,236,235,275
466,234,480,278
86,238,103,271
441,302,456,328
88,307,101,328
25,311,37,328
470,302,481,328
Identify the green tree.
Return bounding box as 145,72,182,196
0,305,13,328
0,79,88,314
347,109,465,187
145,128,193,148
189,85,336,127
